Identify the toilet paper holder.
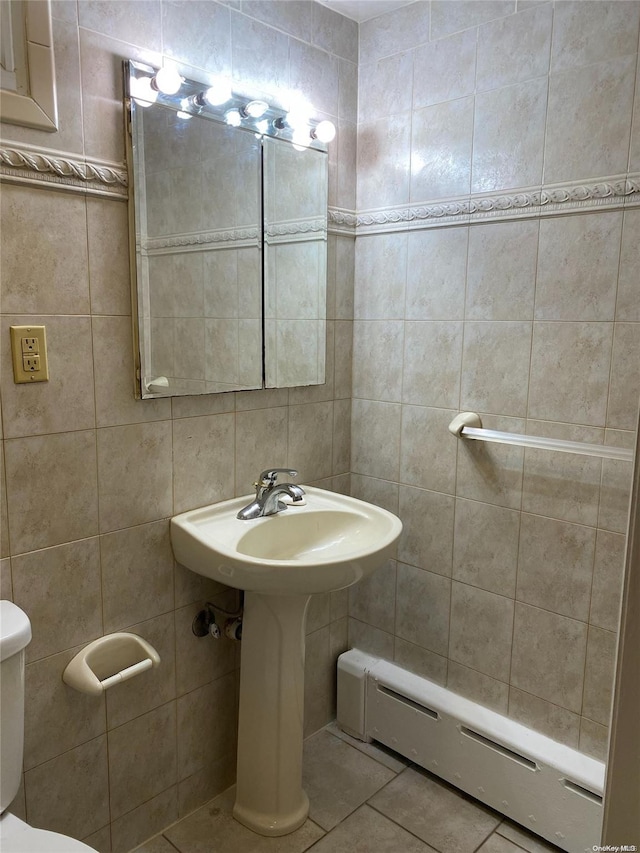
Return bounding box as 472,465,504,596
63,632,161,696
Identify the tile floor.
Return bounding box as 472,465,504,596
135,722,562,853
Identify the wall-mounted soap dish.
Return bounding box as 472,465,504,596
63,632,160,696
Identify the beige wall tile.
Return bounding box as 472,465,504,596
630,57,640,172
411,97,474,201
334,238,355,321
453,498,520,595
358,53,413,122
579,717,609,762
357,120,411,211
97,421,172,532
449,581,514,681
106,612,176,730
511,603,587,712
304,625,334,736
461,322,532,417
333,398,351,475
398,485,454,577
508,687,580,748
0,557,11,599
1,316,96,438
406,227,468,320
465,220,538,321
352,400,401,481
25,735,110,840
353,321,404,402
176,750,236,818
79,0,161,49
551,1,640,73
607,323,640,430
544,55,636,182
395,563,451,656
108,701,177,819
359,1,430,65
87,199,132,316
312,3,358,62
172,413,236,513
590,530,626,633
528,322,613,426
100,520,174,632
400,406,458,494
334,321,353,399
430,1,514,41
307,593,331,634
447,660,509,713
176,673,237,781
394,637,448,685
402,321,463,409
5,431,98,553
230,12,288,98
582,626,617,726
348,617,395,659
351,474,400,514
24,647,106,771
616,210,640,321
288,401,334,483
0,186,89,314
175,598,237,696
535,213,621,321
354,233,407,319
476,2,552,92
349,559,397,632
414,28,477,109
12,538,102,662
516,513,596,621
110,786,178,853
472,77,547,193
1,450,10,559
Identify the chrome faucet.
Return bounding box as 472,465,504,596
236,468,305,520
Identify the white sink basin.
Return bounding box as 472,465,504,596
170,484,402,838
171,486,402,595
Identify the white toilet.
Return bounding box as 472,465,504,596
0,600,98,852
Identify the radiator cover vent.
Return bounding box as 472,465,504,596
337,650,604,853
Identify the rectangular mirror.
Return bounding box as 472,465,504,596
125,60,330,398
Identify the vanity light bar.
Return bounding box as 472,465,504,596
126,59,335,150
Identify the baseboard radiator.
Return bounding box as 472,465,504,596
337,650,605,853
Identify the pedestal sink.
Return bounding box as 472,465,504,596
170,486,402,836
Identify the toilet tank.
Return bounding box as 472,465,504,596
0,601,32,814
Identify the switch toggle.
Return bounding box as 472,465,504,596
10,325,49,383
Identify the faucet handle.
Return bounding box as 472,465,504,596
258,468,298,488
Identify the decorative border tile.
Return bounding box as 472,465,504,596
1,142,637,231
0,144,128,198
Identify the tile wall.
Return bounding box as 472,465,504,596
0,1,356,851
351,0,640,763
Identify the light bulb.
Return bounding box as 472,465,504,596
312,120,336,143
131,75,158,107
177,110,192,120
154,66,183,95
205,78,232,106
243,99,269,118
255,119,269,135
225,108,242,127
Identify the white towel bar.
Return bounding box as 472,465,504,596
449,412,634,463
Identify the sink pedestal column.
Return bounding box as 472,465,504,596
233,591,311,836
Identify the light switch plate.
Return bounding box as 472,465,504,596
10,325,49,383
